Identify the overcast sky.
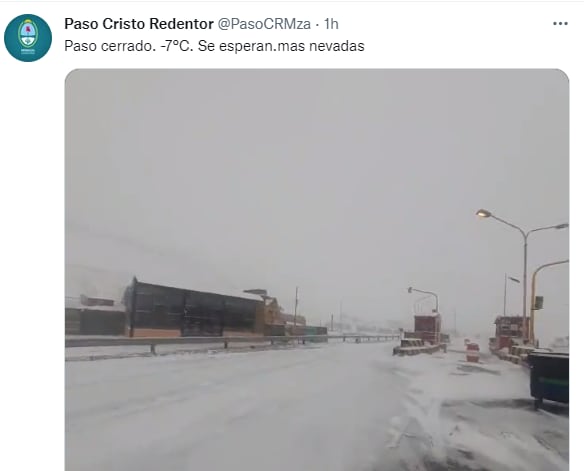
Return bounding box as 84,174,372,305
65,69,569,344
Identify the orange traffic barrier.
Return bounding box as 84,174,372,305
466,342,480,363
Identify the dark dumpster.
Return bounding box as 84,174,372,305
527,351,569,409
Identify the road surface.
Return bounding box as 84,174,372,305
66,341,568,471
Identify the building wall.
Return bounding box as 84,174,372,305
414,316,440,333
495,316,529,340
131,328,181,338
65,308,81,335
413,315,441,344
65,308,126,336
129,281,260,337
263,299,283,325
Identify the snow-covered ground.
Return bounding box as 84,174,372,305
66,341,568,471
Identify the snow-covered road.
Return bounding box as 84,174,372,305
66,342,568,471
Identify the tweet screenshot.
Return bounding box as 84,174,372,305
1,1,579,470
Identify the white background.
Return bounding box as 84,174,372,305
0,1,580,469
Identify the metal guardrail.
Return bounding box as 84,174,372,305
65,334,400,353
393,342,447,356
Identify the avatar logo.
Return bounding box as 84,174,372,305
19,19,38,48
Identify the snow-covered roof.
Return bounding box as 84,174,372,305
65,299,125,312
136,281,265,301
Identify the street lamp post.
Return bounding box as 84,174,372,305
408,286,438,313
414,294,434,314
529,259,569,345
503,274,521,316
476,209,568,343
408,286,439,344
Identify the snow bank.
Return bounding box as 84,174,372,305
384,349,567,470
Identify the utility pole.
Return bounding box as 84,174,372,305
503,273,507,316
293,286,299,331
453,308,457,336
339,301,343,334
331,314,334,331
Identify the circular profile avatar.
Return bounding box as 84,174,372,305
4,14,52,62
